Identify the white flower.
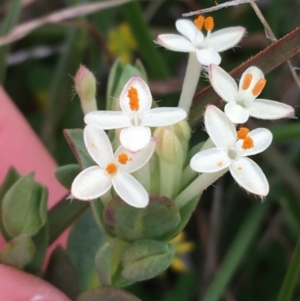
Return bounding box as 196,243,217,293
190,105,272,197
156,16,245,65
84,76,187,152
71,124,156,208
209,64,295,123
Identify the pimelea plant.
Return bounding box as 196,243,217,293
0,1,299,301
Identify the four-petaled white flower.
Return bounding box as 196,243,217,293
209,64,295,124
84,76,187,152
156,16,245,65
71,124,156,208
190,105,272,197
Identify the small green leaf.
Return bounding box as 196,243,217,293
77,287,141,301
55,164,81,189
44,246,80,300
0,167,21,241
67,209,105,291
121,239,175,281
63,128,94,169
103,195,180,242
0,234,35,269
95,242,112,286
2,173,48,237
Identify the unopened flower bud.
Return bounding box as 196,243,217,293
74,65,97,115
170,120,191,159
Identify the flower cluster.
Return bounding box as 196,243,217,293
71,14,295,210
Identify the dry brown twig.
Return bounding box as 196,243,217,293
0,0,132,46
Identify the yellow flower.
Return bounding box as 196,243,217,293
169,232,194,273
107,23,137,64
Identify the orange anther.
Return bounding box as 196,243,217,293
252,78,266,96
242,73,253,90
204,16,214,31
118,153,131,164
106,163,117,174
127,86,140,111
194,15,205,30
237,127,250,139
242,136,254,149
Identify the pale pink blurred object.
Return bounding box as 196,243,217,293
0,264,72,301
0,86,69,252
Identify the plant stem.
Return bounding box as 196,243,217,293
178,52,202,113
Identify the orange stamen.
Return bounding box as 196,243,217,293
242,73,252,90
252,78,266,96
127,86,140,111
242,136,254,149
194,15,205,30
237,127,250,139
238,166,243,171
218,161,223,167
106,163,117,174
118,153,131,165
204,16,214,31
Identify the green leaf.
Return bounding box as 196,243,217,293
26,223,49,274
202,202,269,301
0,234,35,269
121,239,175,281
190,27,300,127
0,0,22,83
63,129,94,169
0,167,21,241
67,209,105,291
44,246,80,300
276,235,300,301
103,195,180,242
48,199,89,245
77,287,141,301
2,173,47,237
95,242,112,286
55,164,81,189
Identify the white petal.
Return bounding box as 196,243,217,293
225,102,250,124
112,172,149,208
142,107,187,127
208,64,238,103
84,124,114,167
120,126,151,152
238,128,272,156
205,105,236,148
190,148,231,173
249,99,295,120
208,27,245,52
119,76,152,114
71,166,111,200
156,34,195,52
238,66,265,100
229,157,269,196
115,138,156,173
175,19,204,44
84,111,132,129
196,48,221,65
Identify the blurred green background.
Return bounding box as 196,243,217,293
1,0,300,300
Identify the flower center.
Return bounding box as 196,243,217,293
127,86,140,111
228,147,238,160
118,153,131,164
106,163,118,175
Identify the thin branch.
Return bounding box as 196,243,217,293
250,2,300,91
182,0,257,16
0,0,132,46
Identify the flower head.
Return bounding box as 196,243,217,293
71,124,156,208
209,64,295,123
190,105,272,197
156,16,245,65
84,76,187,152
